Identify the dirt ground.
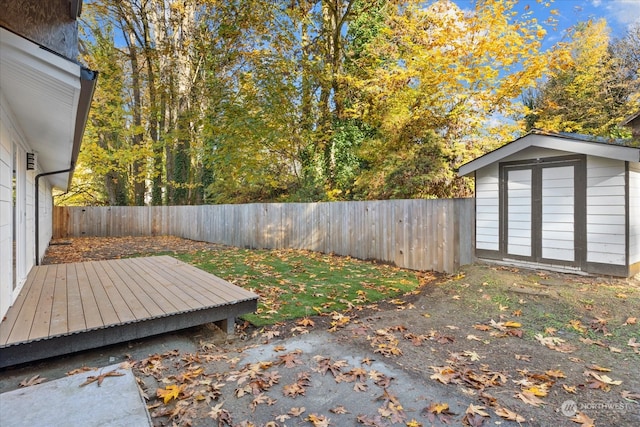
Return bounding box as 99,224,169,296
9,237,640,426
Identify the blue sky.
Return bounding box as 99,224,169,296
458,0,640,47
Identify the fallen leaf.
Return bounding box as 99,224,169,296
515,354,531,361
621,390,640,402
570,411,595,427
79,369,125,387
587,365,611,372
504,321,521,328
515,391,545,407
330,406,348,414
494,406,525,423
19,375,46,388
306,413,330,427
462,350,481,361
465,404,489,417
563,384,577,394
157,384,185,404
586,371,622,385
623,317,637,325
427,402,450,415
289,407,306,416
546,369,566,378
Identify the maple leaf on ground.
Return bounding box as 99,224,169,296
208,402,232,426
19,375,46,387
427,402,452,415
79,369,125,387
278,350,304,368
306,413,330,427
462,350,481,361
356,414,386,427
297,317,315,327
66,367,96,376
621,390,640,402
515,391,545,407
515,354,531,361
430,366,459,385
330,406,349,414
289,407,306,417
353,381,368,392
406,420,422,427
503,321,521,328
570,411,595,427
494,406,525,423
462,404,489,426
157,384,186,404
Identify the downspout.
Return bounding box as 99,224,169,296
34,167,73,265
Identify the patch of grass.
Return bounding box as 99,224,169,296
171,248,421,326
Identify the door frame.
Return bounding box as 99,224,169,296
499,154,586,268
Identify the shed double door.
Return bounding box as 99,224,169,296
501,156,586,266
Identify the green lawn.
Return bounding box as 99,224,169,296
171,248,421,326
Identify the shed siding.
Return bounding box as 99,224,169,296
475,164,499,250
586,157,626,265
630,163,640,266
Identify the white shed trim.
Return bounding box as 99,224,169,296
459,131,640,177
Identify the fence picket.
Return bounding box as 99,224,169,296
53,199,474,273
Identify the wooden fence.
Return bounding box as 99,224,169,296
53,199,474,273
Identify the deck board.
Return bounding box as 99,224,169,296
66,264,87,333
0,256,259,368
83,262,120,326
50,265,69,337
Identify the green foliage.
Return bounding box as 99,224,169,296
66,1,639,206
524,20,639,138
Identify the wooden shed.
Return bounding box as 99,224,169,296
459,130,640,277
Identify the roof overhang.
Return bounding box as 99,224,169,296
0,26,97,190
458,131,640,177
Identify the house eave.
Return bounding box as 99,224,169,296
0,26,97,190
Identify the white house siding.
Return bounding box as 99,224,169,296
0,103,13,319
541,166,575,261
586,156,626,266
506,169,532,257
629,163,640,266
0,94,39,319
37,177,52,262
475,164,499,251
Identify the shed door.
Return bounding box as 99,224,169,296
502,156,585,266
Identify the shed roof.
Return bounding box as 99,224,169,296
458,129,640,177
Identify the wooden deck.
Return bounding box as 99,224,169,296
0,256,258,368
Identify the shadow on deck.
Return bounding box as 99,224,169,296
0,256,258,368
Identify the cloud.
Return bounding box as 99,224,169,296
594,0,640,27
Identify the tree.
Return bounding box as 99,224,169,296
347,0,555,198
524,20,639,137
